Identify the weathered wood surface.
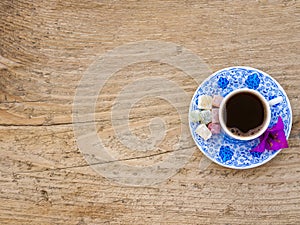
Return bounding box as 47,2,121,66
0,0,299,224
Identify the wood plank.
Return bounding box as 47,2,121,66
0,0,299,224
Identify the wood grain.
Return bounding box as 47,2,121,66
0,0,300,224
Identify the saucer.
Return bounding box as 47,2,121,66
189,66,292,169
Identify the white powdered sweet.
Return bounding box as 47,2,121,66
212,95,223,108
199,110,212,125
212,108,219,123
195,124,212,141
198,95,212,110
208,123,221,134
190,110,201,122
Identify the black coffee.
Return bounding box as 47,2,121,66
225,92,265,136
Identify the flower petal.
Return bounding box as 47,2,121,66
250,132,269,153
268,116,284,132
250,116,289,153
265,130,289,151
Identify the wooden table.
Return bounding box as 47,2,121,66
1,0,299,224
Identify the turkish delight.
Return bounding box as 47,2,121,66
195,124,212,141
190,110,201,122
199,110,212,125
212,108,219,123
198,95,212,110
212,95,223,108
208,123,221,134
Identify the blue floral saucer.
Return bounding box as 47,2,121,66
189,66,292,169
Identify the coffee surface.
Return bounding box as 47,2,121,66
225,92,265,135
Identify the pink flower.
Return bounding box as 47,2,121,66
250,117,288,153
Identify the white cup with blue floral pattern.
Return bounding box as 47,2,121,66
219,88,283,141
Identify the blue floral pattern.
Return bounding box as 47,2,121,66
189,67,292,169
245,73,260,89
250,151,262,158
219,146,234,162
218,77,229,89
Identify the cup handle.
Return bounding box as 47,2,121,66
268,96,283,106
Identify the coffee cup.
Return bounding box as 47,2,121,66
219,88,283,141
